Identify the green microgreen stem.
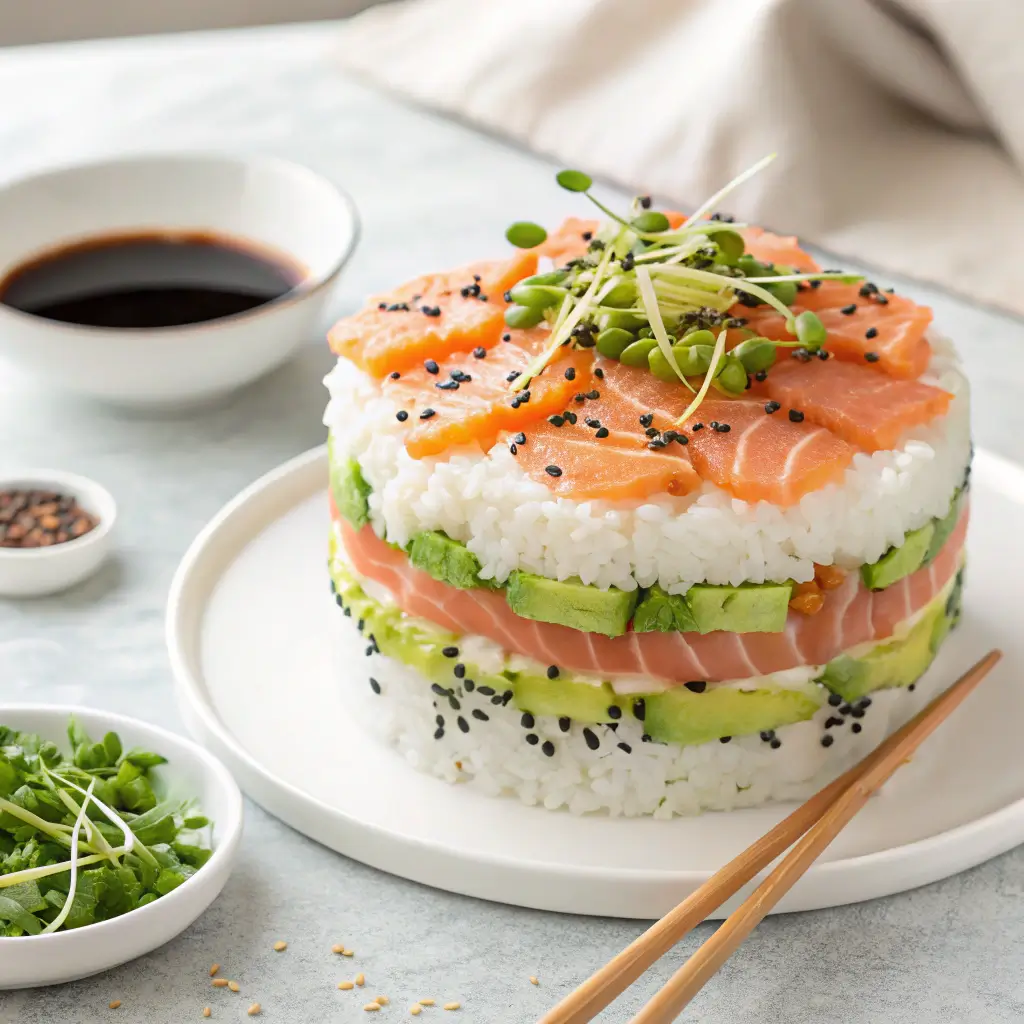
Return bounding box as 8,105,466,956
0,796,76,845
636,266,692,391
652,265,796,329
742,273,863,284
0,848,130,890
41,779,95,935
675,329,727,425
682,153,777,228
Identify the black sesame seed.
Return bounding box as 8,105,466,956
477,685,496,696
639,413,654,427
581,231,593,241
596,427,609,438
564,411,577,424
369,677,381,694
514,432,526,445
448,695,461,711
825,716,843,729
436,714,445,727
594,367,604,379
760,731,775,742
585,417,599,428
548,414,565,427
442,646,459,658
424,359,439,374
685,681,707,694
525,733,539,746
364,645,375,657
852,723,863,733
828,692,842,707
586,390,600,400
502,690,514,705
453,663,466,678
396,410,409,422
865,351,880,363
840,704,853,716
472,709,489,721
719,736,732,744
473,347,487,359
632,698,646,721
574,393,586,404
419,408,436,420
378,302,387,310
457,716,470,734
617,742,632,754
713,422,731,433
692,422,704,431
491,695,503,705
357,619,365,632
858,697,872,708
788,409,805,423
839,304,857,315
851,707,865,719
558,716,571,732
464,679,475,692
865,327,878,339
509,443,518,455
436,379,460,391
645,426,660,438
547,665,560,679
389,371,401,380
647,439,667,450
709,421,719,430
908,684,916,692
545,465,563,477
502,333,511,342
521,712,535,729
821,734,834,748
818,349,829,360
642,734,652,743
564,367,576,381
764,401,781,414
770,738,782,749
434,727,445,740
431,683,450,697
506,370,521,383
874,294,889,305
607,705,622,720
583,727,600,750
542,740,556,757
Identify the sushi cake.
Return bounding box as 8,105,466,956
323,167,969,818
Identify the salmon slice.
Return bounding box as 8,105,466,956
328,251,538,378
761,358,952,452
512,418,700,501
587,359,690,431
336,509,966,685
679,397,854,505
382,328,594,459
740,226,820,272
744,280,934,380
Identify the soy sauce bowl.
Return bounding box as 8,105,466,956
0,469,116,598
0,153,359,408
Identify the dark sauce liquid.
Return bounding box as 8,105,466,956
0,231,306,328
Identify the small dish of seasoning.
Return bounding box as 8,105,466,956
0,469,116,597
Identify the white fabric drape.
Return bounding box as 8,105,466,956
336,0,1024,313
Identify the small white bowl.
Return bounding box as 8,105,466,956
0,704,243,989
0,470,117,598
0,152,359,408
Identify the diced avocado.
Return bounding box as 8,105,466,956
820,595,945,703
685,582,792,634
407,531,497,591
644,684,822,747
633,585,698,633
328,436,372,529
513,674,624,723
923,491,961,566
505,572,638,637
860,522,934,591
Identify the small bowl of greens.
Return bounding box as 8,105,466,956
0,705,243,989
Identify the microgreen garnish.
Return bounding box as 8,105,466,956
0,717,212,936
502,156,863,420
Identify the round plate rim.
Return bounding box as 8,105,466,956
166,444,1024,911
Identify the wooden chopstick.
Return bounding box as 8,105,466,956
540,649,1002,1024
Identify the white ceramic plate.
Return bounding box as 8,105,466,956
167,446,1024,920
0,705,243,989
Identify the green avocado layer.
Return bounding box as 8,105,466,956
328,526,963,747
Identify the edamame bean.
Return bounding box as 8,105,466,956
677,328,716,348
509,283,568,308
600,280,637,308
518,270,568,287
733,338,777,372
620,337,659,367
648,346,682,382
716,356,748,394
679,344,714,375
599,310,647,332
504,304,545,329
596,328,635,359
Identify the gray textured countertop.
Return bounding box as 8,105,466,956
2,22,1024,1024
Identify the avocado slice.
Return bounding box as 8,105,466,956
923,491,961,566
820,596,945,703
633,584,699,633
407,531,497,590
861,522,934,591
505,572,638,637
685,582,792,634
644,684,822,747
328,436,372,529
513,673,625,722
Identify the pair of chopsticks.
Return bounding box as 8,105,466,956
539,649,1002,1024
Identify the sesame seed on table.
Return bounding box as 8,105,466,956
4,20,1024,1024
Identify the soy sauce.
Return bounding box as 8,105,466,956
0,230,305,329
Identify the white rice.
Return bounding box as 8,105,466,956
335,600,951,818
324,330,970,592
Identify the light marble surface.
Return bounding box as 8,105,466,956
1,22,1024,1024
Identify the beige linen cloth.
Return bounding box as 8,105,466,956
336,0,1024,313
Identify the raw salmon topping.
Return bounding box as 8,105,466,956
329,251,538,378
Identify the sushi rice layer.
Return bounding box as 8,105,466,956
324,331,969,593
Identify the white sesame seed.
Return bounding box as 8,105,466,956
364,1002,381,1012
444,1003,461,1011
273,941,287,952
247,1004,261,1017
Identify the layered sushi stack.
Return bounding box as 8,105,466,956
323,175,969,817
